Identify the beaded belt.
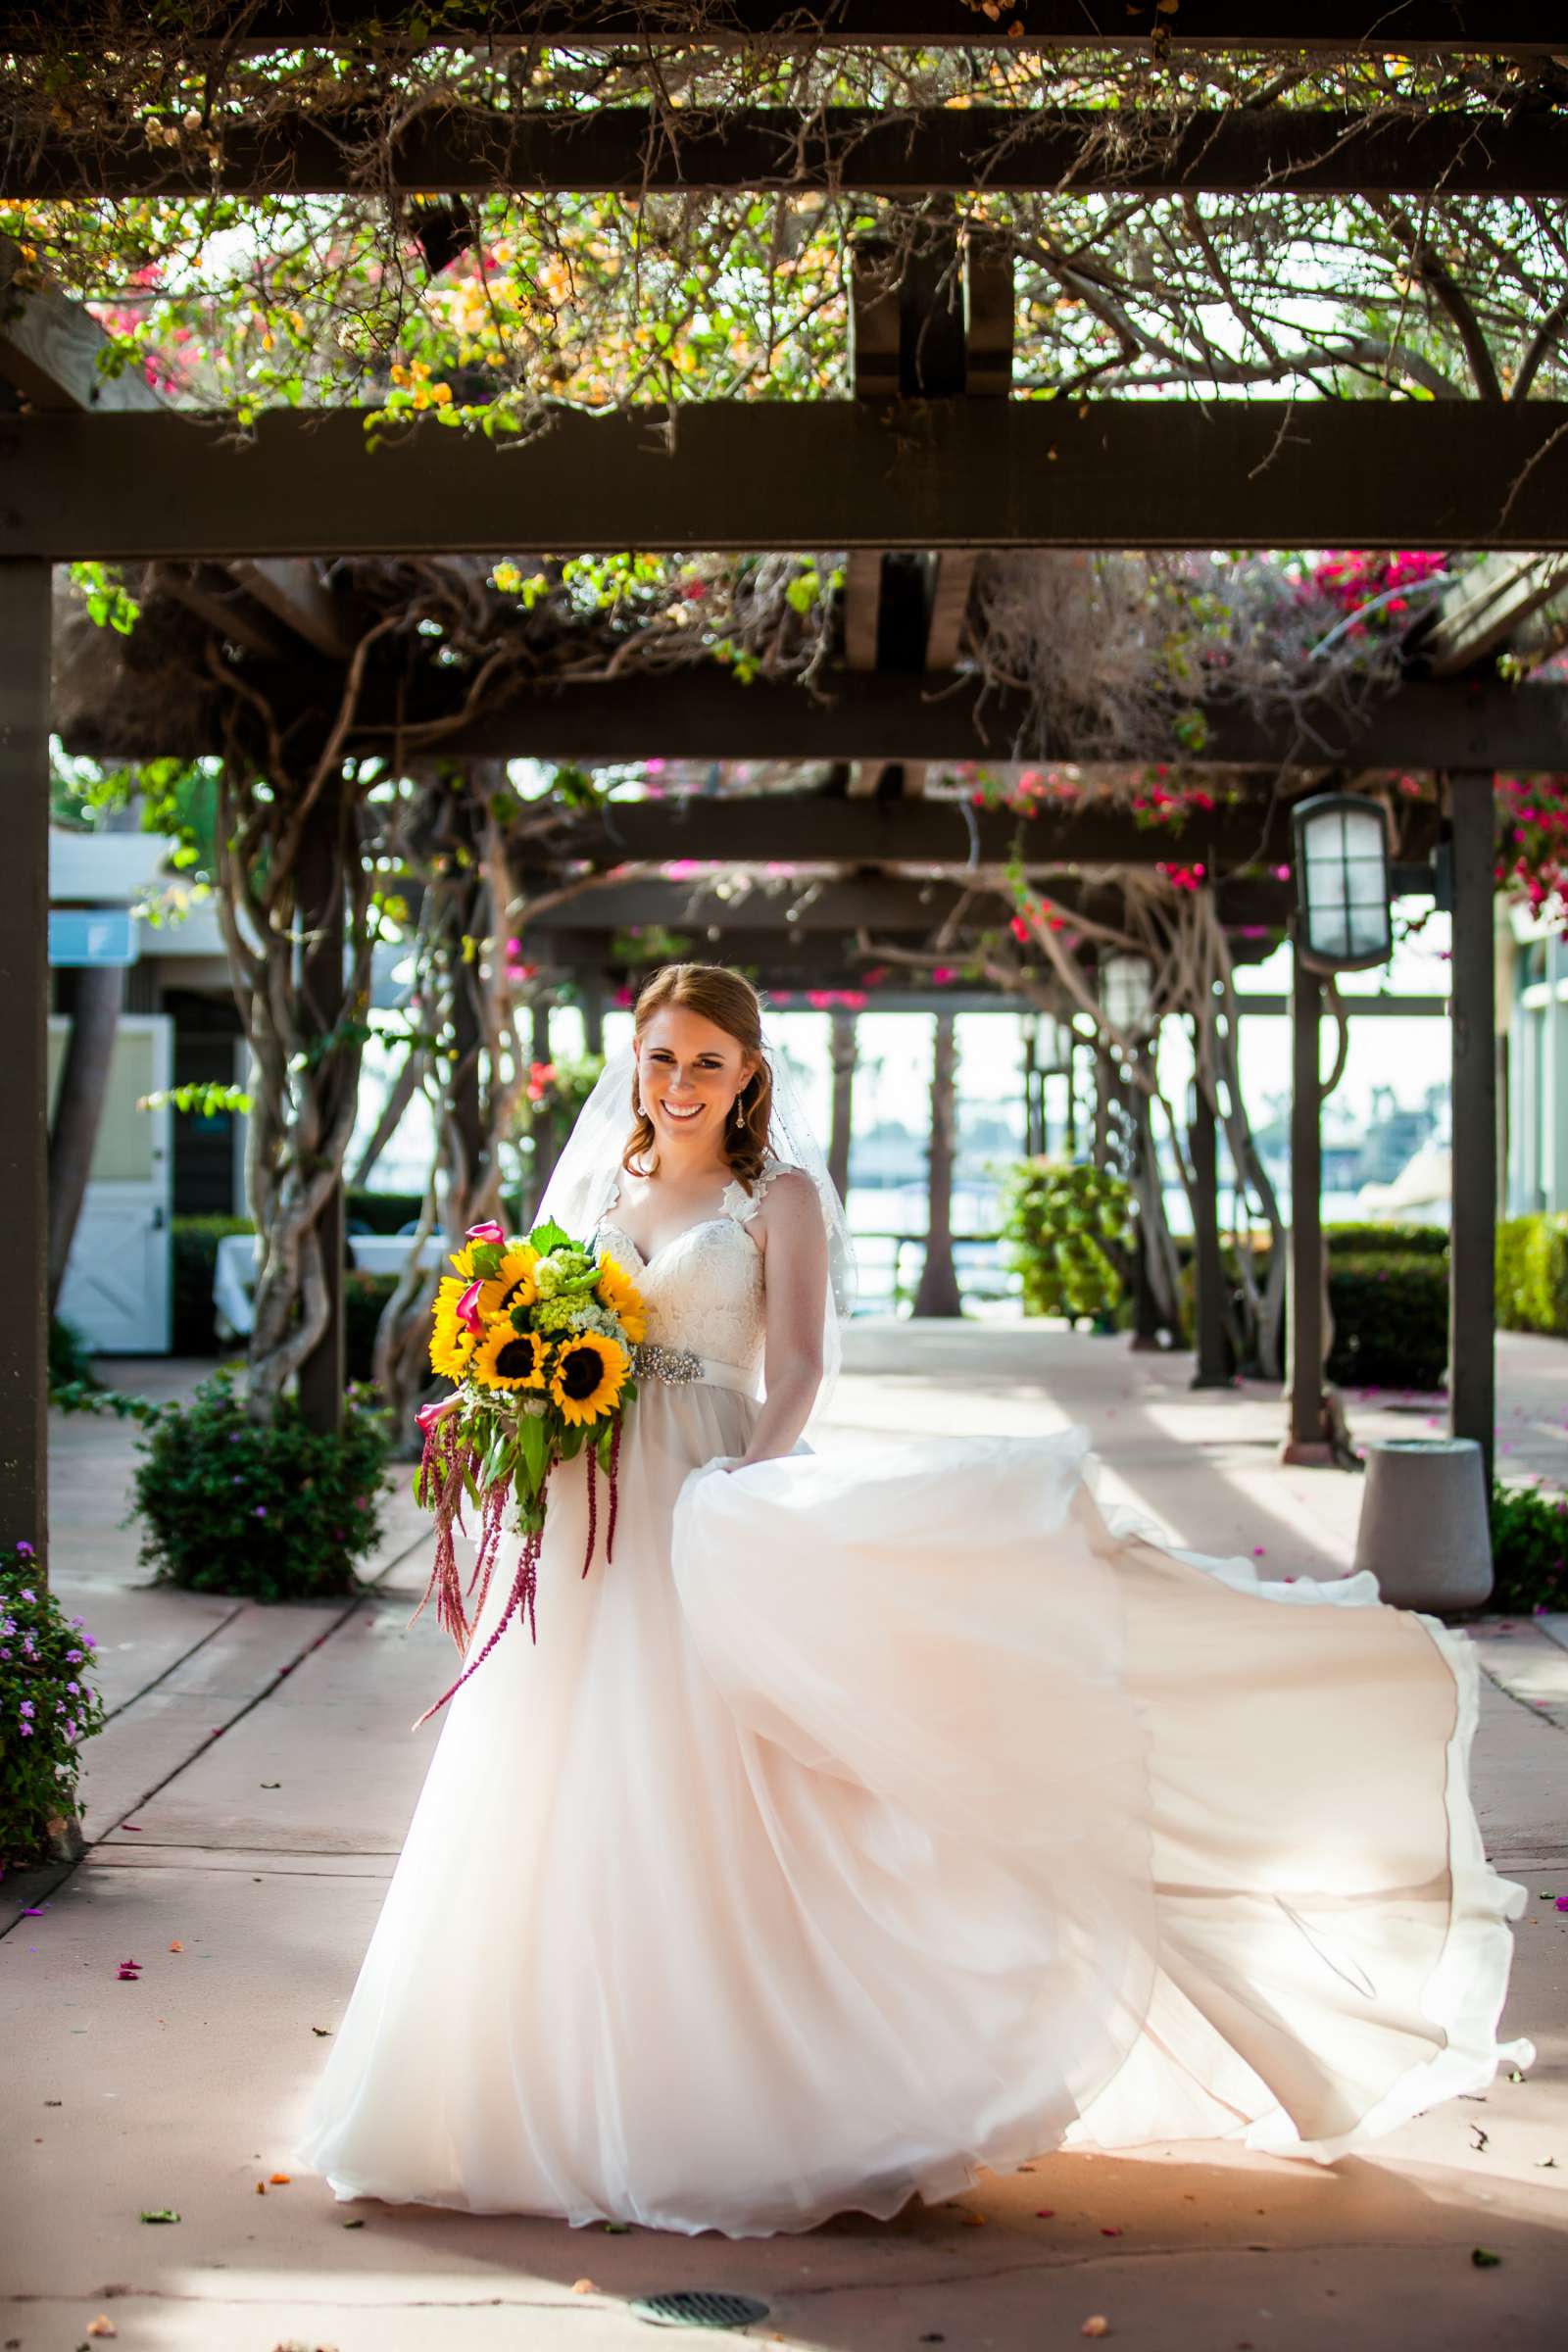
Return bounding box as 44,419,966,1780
631,1343,758,1399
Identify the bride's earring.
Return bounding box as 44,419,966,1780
731,1094,746,1132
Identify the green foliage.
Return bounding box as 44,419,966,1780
1325,1255,1449,1392
345,1270,401,1385
346,1188,425,1235
1495,1213,1568,1337
139,1081,253,1119
172,1215,255,1355
1322,1222,1450,1259
1490,1480,1568,1618
132,1374,391,1602
68,560,140,635
48,1316,98,1394
0,1542,109,1873
1001,1157,1133,1324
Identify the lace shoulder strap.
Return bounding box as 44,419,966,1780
721,1151,795,1228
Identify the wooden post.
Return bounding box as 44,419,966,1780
1021,1015,1040,1156
1189,1051,1231,1389
579,975,606,1058
0,559,50,1566
912,1011,963,1317
1448,769,1496,1488
1063,1040,1079,1156
1128,1053,1165,1350
827,1008,857,1202
295,779,347,1436
1282,941,1332,1463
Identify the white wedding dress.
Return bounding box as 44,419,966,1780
294,1154,1533,2237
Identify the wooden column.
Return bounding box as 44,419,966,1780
295,778,347,1436
827,1008,857,1203
0,560,50,1564
528,999,563,1210
1282,943,1332,1463
1189,1052,1231,1389
1448,769,1497,1487
1021,1016,1041,1156
1128,1054,1165,1350
579,975,606,1058
912,1011,963,1317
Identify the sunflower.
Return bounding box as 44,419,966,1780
594,1252,647,1344
549,1331,631,1427
471,1324,549,1393
430,1281,481,1382
445,1244,539,1331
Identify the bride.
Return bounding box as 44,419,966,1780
294,959,1533,2238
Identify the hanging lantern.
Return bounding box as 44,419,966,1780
1292,793,1393,973
1100,953,1155,1036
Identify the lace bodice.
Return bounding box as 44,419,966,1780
596,1153,792,1374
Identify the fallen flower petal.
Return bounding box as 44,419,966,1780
1100,2225,1124,2236
1082,2322,1110,2340
1035,2208,1056,2218
85,2318,118,2337
269,2172,292,2184
169,1941,182,1953
571,2279,596,2294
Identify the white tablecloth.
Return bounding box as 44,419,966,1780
213,1230,446,1340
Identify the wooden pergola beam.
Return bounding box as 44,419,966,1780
0,236,163,415
358,673,1568,769
11,403,1568,560
535,808,1447,884
1,5,1556,54
13,106,1568,202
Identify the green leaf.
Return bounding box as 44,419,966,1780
516,1409,550,1496
529,1218,571,1253
140,2209,181,2224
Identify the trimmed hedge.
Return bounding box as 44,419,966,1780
1496,1213,1568,1337
345,1269,401,1384
1325,1255,1449,1392
345,1187,424,1235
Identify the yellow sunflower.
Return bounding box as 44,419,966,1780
430,1281,481,1382
549,1331,631,1427
594,1253,647,1344
471,1323,548,1393
445,1244,539,1330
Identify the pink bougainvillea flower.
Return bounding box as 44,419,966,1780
465,1221,505,1247
455,1280,487,1333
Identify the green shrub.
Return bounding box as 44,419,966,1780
345,1269,402,1384
1325,1254,1449,1391
1495,1213,1568,1337
1001,1157,1134,1324
0,1541,109,1872
48,1316,98,1394
1490,1479,1568,1617
1323,1222,1449,1259
346,1188,425,1236
172,1214,254,1354
132,1373,391,1602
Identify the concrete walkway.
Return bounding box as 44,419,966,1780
2,1327,1564,2351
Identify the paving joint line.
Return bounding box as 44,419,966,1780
0,1507,429,1942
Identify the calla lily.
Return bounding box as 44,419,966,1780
416,1397,460,1434
455,1279,487,1333
466,1220,506,1246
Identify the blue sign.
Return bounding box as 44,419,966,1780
48,908,140,967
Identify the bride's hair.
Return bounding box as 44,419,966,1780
624,963,773,1189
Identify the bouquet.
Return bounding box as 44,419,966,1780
409,1215,646,1727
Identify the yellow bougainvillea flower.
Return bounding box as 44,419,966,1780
471,1324,548,1394
549,1332,630,1427
430,1281,481,1382
594,1253,647,1344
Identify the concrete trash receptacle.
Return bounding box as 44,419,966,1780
1352,1437,1494,1612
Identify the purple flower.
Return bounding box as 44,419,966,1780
65,1719,77,1740
19,1700,34,1718
19,1722,32,1739
70,1615,83,1628
16,1541,33,1557
0,1649,10,1662
65,1649,81,1664
19,1588,34,1602
66,1681,78,1695
254,1506,267,1519
82,1635,96,1648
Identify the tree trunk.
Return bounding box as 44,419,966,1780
912,1012,963,1318
47,961,124,1319
827,1008,857,1203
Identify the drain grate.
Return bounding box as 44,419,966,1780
630,2290,772,2330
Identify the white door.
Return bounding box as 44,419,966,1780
48,1012,173,1354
